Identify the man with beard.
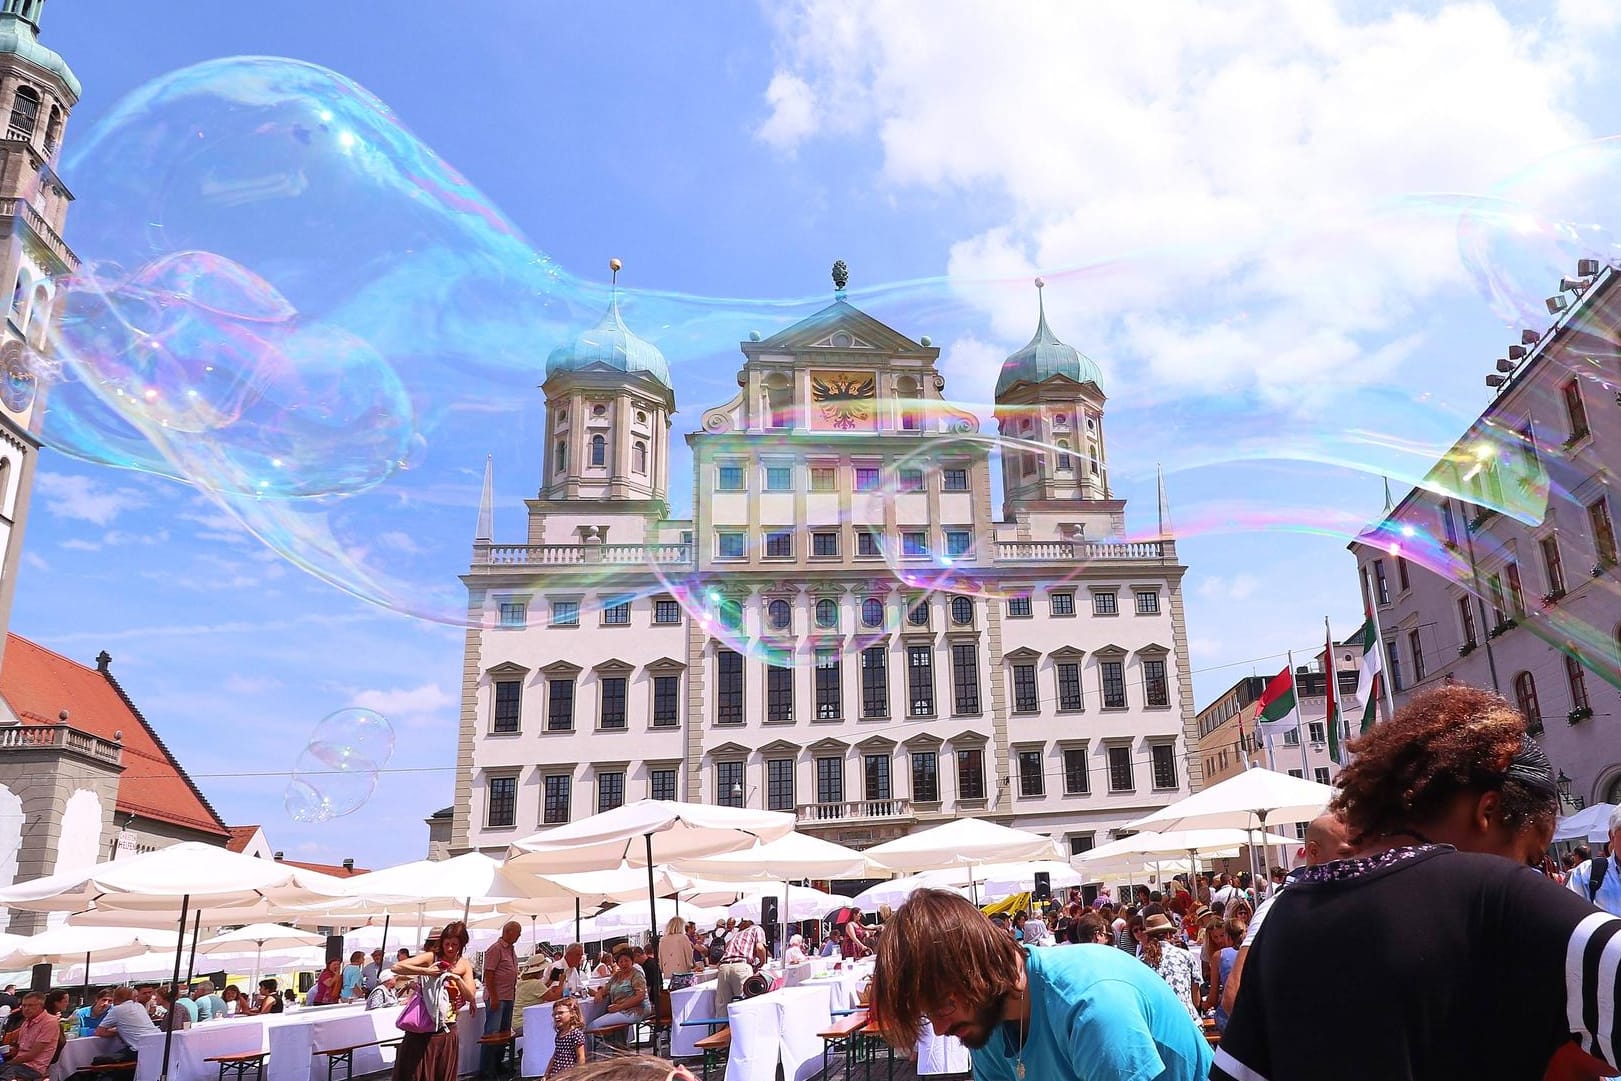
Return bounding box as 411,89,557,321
871,889,1210,1081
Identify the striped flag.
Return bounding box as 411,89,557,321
1353,609,1384,732
1325,618,1343,764
1254,665,1299,731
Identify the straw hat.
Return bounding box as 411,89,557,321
1143,913,1178,936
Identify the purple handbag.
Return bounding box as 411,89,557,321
396,974,444,1034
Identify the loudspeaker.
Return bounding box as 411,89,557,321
325,935,345,964
761,895,780,926
1033,872,1051,901
1082,884,1099,908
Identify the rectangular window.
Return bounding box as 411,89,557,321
855,466,880,491
812,531,839,557
810,466,837,492
1505,561,1525,616
764,530,793,558
1012,664,1038,713
1063,748,1090,794
716,650,744,724
861,646,889,719
815,649,842,720
1309,721,1326,743
1386,640,1404,693
911,751,938,803
649,767,676,802
1151,744,1177,789
1093,591,1119,616
1143,658,1169,707
546,678,575,731
898,467,924,492
1488,575,1506,626
498,601,527,628
1590,499,1619,566
599,676,627,729
907,645,935,717
902,531,928,557
1563,377,1590,441
942,467,969,491
765,465,793,491
1134,591,1160,615
486,776,516,828
652,675,680,727
1314,766,1332,786
1541,536,1566,596
1397,557,1411,592
1373,559,1390,604
492,680,521,734
957,747,986,800
1057,662,1083,710
601,597,631,625
766,663,794,723
1018,749,1044,797
1051,592,1076,617
951,643,981,714
1283,728,1301,747
857,530,881,558
654,599,682,624
1069,834,1096,856
944,530,972,557
717,464,745,491
767,759,795,812
1441,502,1458,547
717,532,746,560
716,762,744,808
1458,596,1477,648
597,771,624,813
864,754,892,801
1007,596,1032,619
816,756,844,805
552,600,579,627
1107,746,1134,792
543,775,571,824
1101,660,1126,708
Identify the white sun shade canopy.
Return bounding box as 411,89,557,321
863,818,1062,874
0,925,180,968
1126,769,1336,834
670,833,873,881
506,800,796,873
1076,828,1301,864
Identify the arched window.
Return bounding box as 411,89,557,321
1056,440,1071,472
950,596,973,625
8,86,38,140
0,456,11,511
554,440,566,473
860,597,884,628
814,598,838,629
1513,671,1541,729
590,434,606,467
10,273,25,314
767,599,791,631
26,284,48,343
43,104,60,154
633,441,647,474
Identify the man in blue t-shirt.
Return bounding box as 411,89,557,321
872,889,1211,1081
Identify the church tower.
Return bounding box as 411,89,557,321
994,279,1110,519
0,0,77,678
531,261,676,543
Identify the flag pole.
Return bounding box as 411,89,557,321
1367,602,1396,722
1288,650,1309,777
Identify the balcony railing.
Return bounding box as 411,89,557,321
996,540,1165,561
478,543,694,567
0,724,122,764
0,197,77,270
795,799,912,825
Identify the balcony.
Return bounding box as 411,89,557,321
476,542,694,567
0,197,77,271
996,540,1166,562
794,799,912,825
0,724,122,765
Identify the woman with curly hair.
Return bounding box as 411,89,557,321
1213,684,1620,1081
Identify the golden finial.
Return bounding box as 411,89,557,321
609,257,622,283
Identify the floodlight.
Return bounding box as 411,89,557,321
1486,374,1507,387
1507,345,1527,361
1547,295,1570,314
1496,359,1515,373
1577,258,1601,276
1522,330,1541,345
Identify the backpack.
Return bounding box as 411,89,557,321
1587,857,1609,903
706,937,726,965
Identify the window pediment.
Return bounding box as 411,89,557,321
1092,644,1127,658
708,741,750,759
947,730,989,746
1135,643,1170,657
540,659,583,677
758,739,800,757
1049,646,1085,660
901,733,943,750
593,658,634,673
1003,647,1042,663
855,735,897,752
486,661,531,679
807,737,850,754
646,657,686,673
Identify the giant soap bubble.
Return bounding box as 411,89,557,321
284,707,395,824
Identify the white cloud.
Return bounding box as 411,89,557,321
22,551,46,572
223,674,282,696
60,538,100,552
757,1,1609,403
36,474,147,527
1198,573,1260,602
350,682,455,730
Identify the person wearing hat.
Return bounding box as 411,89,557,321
512,957,553,1035
365,970,398,1011
1138,912,1201,1023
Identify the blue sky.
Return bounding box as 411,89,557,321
18,1,1621,866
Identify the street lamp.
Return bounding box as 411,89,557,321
729,783,759,807
1557,769,1586,810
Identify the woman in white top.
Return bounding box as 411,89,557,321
782,934,808,966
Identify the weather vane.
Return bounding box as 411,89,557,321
832,260,849,293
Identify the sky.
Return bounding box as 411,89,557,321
15,0,1621,867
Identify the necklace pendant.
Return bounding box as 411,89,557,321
1016,1063,1026,1080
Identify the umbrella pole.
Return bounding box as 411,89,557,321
183,910,202,987
159,892,191,1081
529,915,537,959
1256,810,1272,884
82,950,90,1014
252,942,263,1003
644,833,657,952
574,898,581,945
380,914,391,965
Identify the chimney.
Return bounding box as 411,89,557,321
342,858,355,872
95,651,111,673
274,851,284,861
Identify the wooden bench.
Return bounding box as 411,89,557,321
692,1026,731,1081
315,1037,402,1081
75,1063,137,1077
476,1030,517,1076
205,1051,268,1081
817,1011,869,1081
856,1019,898,1081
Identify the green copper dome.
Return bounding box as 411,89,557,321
0,4,80,101
545,292,671,389
995,283,1102,397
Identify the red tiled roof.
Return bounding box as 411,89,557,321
0,633,229,837
226,826,262,853
278,858,368,877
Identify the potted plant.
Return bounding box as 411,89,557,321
1458,642,1477,657
1568,705,1594,724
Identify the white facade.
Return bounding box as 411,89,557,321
451,290,1203,857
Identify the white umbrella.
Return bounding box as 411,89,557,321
0,925,179,967
1076,829,1299,864
1126,769,1335,835
671,833,873,881
852,875,969,911
590,899,726,936
723,884,847,924
918,860,1087,905
1555,803,1617,843
863,819,1062,901
197,924,326,995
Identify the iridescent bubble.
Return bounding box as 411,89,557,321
283,708,394,824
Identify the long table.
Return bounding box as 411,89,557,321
518,997,607,1077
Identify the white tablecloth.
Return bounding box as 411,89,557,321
266,1004,398,1081
53,1036,123,1081
518,998,605,1077
724,985,834,1081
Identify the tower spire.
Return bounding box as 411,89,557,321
1157,462,1173,539
474,454,493,543
1382,475,1395,514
